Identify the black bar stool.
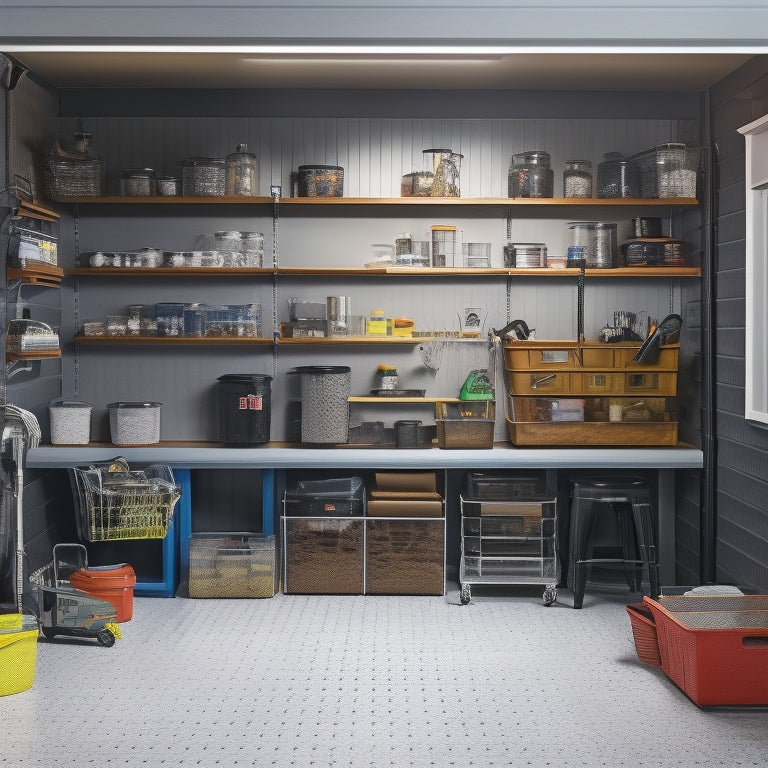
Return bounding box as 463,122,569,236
567,476,659,609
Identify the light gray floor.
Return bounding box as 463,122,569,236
3,584,768,767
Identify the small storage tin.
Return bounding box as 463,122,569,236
296,165,344,197
121,168,156,196
107,402,162,446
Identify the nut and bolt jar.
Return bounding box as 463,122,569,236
508,151,554,198
225,143,258,196
121,168,156,196
182,157,226,197
563,160,593,198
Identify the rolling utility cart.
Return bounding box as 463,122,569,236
459,473,559,605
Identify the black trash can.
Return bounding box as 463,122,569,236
217,374,272,445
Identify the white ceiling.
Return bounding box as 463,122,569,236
8,51,755,91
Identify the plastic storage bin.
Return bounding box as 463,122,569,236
107,401,161,445
436,401,495,449
217,374,272,445
0,614,39,696
189,534,277,598
284,476,366,517
69,563,137,622
49,398,92,445
644,594,768,706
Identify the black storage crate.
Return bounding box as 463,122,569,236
283,476,366,516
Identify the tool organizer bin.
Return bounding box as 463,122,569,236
503,340,679,446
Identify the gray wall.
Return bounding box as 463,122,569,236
710,57,768,593
1,74,74,605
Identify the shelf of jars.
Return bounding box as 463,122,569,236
49,195,698,208
74,335,479,346
71,266,700,279
75,336,273,345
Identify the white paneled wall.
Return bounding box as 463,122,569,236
66,115,685,198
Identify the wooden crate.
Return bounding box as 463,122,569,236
503,340,679,372
505,418,679,446
505,369,678,396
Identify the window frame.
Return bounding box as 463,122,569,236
738,114,768,425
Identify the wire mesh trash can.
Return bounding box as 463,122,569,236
217,374,272,445
291,366,351,444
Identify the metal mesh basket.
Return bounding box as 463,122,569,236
43,156,105,198
629,143,701,198
71,463,180,541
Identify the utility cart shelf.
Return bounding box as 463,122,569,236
459,489,559,606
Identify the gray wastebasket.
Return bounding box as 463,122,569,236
291,366,351,444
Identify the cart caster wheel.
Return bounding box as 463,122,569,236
460,584,471,605
97,628,116,647
543,587,557,606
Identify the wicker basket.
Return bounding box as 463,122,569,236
436,401,495,449
43,156,105,199
626,602,661,666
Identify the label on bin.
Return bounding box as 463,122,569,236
238,395,263,411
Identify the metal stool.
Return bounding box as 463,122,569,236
567,476,659,609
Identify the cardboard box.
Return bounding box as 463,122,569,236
367,499,444,518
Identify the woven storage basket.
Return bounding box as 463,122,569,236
626,602,661,666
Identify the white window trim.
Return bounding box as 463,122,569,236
738,114,768,424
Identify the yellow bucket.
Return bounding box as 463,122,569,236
0,627,38,696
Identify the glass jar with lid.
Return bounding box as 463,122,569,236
508,150,554,198
121,168,156,197
563,160,593,198
182,157,226,197
225,143,258,196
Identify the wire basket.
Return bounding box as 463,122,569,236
71,463,180,541
629,143,702,199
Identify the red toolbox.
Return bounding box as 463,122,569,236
70,563,137,622
644,595,768,706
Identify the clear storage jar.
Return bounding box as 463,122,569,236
593,222,617,268
121,168,156,196
597,152,639,198
563,160,593,198
225,143,258,196
508,150,554,198
422,149,462,197
182,157,226,196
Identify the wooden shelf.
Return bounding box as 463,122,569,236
6,349,61,361
8,263,65,286
279,336,423,345
349,396,461,404
70,265,700,279
51,195,699,208
72,267,273,277
76,335,273,345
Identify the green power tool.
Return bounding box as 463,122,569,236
459,369,495,400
